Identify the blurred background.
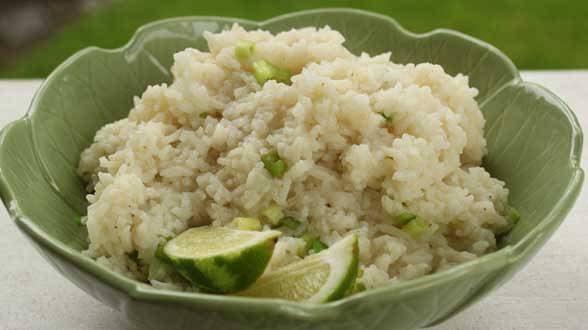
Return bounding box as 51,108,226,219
0,0,586,78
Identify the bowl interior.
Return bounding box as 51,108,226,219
0,9,582,322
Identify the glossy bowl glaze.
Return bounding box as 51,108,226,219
0,8,583,330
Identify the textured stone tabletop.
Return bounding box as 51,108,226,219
1,71,587,330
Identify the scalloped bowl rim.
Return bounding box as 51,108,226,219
0,8,584,320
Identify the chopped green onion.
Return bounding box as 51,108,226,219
301,233,328,253
277,216,301,230
379,112,394,123
273,68,292,84
199,112,209,118
311,240,328,253
268,159,286,177
506,205,521,223
252,60,274,84
252,59,291,85
73,216,84,226
235,40,255,60
261,150,279,166
301,232,317,248
261,150,287,178
402,216,428,238
394,212,416,225
232,217,262,231
261,204,284,226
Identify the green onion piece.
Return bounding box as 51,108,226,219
261,150,287,178
261,150,280,167
235,40,255,60
232,217,262,231
252,60,275,84
268,159,286,177
301,233,328,253
379,112,394,123
273,67,292,84
261,204,284,226
311,240,328,253
277,216,301,230
73,216,84,226
252,60,274,84
301,232,317,249
199,112,208,118
402,216,428,238
394,212,416,225
252,59,292,85
506,205,521,223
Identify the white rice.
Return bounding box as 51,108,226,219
78,24,511,290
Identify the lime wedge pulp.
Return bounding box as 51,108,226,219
161,226,281,293
239,234,359,303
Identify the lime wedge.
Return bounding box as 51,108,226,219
239,234,359,303
161,226,281,293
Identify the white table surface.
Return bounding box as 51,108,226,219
1,71,587,330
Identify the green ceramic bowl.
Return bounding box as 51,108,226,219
0,8,583,330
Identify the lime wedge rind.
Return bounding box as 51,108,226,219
162,227,281,293
316,234,359,303
239,234,359,303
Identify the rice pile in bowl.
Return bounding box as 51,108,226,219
78,24,512,291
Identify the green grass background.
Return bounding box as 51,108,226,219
2,0,587,77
